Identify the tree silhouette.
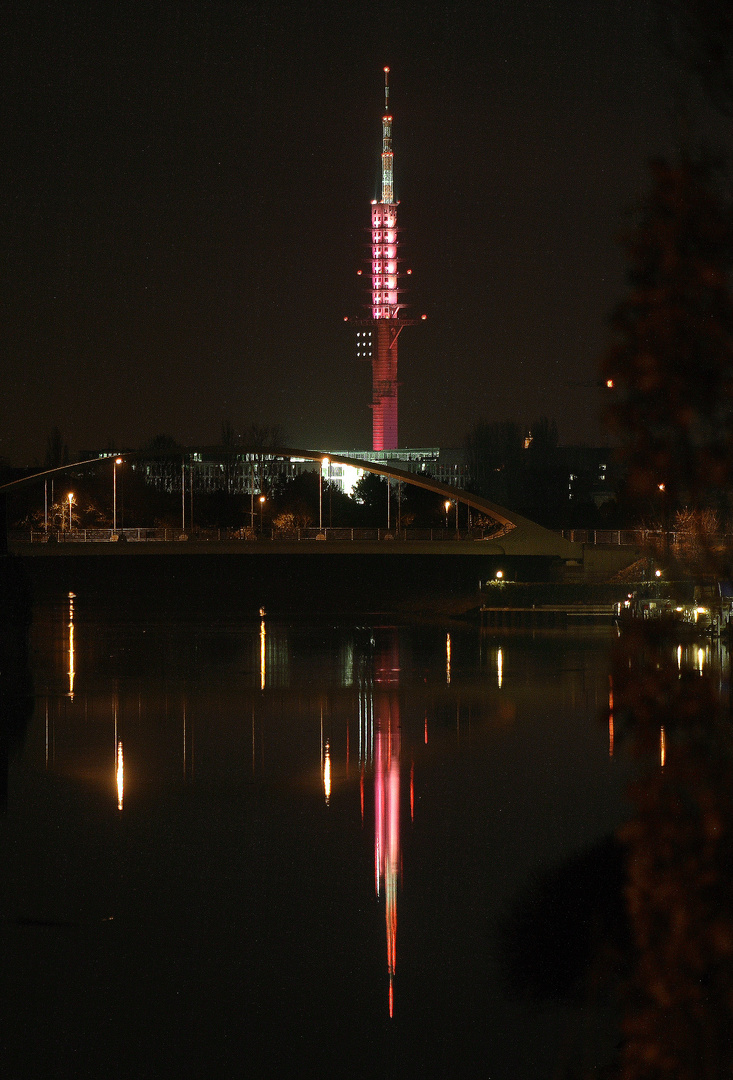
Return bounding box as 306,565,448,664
658,0,733,117
44,427,69,468
603,156,733,512
605,154,733,1080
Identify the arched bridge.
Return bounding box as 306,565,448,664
0,446,582,562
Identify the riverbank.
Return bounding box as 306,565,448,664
5,550,652,623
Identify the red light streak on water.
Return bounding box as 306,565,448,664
374,687,400,1016
410,760,414,821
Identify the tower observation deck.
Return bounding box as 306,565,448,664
351,68,417,452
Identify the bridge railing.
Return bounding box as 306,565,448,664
562,529,643,546
562,528,733,547
11,525,505,544
15,525,733,548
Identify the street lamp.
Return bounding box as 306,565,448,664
444,500,451,528
67,492,74,534
259,494,266,533
113,457,123,533
319,457,329,532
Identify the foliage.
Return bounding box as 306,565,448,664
465,419,524,505
603,157,733,508
22,498,98,531
352,471,385,510
399,478,444,528
141,433,181,454
220,420,237,493
44,427,69,468
605,152,733,1080
269,471,319,526
610,623,733,1080
241,423,284,450
658,0,733,117
672,505,721,572
272,510,311,533
464,416,575,522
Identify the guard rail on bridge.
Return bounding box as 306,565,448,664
561,528,718,547
13,526,703,546
10,526,507,544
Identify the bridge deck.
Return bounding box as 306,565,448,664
10,538,519,557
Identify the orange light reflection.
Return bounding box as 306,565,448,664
323,740,331,805
116,740,124,810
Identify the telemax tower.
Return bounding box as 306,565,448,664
354,68,417,452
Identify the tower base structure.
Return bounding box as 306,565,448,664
372,321,399,451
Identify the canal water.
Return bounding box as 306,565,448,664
2,573,632,1078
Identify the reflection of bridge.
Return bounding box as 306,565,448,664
0,446,585,563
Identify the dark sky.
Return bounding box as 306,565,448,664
0,0,708,464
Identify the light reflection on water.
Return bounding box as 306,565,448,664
8,588,726,1077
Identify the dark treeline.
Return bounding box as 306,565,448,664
6,445,455,533
464,416,621,528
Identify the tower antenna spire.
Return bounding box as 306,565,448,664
384,65,389,112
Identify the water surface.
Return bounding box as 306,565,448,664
2,577,630,1078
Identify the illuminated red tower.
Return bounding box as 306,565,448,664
354,68,416,452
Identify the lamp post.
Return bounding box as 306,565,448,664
250,461,255,532
658,482,669,562
259,494,266,534
67,492,74,534
113,457,122,533
319,457,329,532
444,500,451,529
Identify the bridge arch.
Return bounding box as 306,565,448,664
0,447,580,559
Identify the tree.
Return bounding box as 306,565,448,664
352,471,386,513
525,417,559,471
465,420,525,505
220,419,236,494
522,417,564,518
604,155,733,1080
270,471,319,526
44,427,69,468
603,156,733,515
658,0,733,117
142,433,181,454
399,477,444,528
242,423,284,450
671,504,720,572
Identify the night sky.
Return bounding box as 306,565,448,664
1,1,712,465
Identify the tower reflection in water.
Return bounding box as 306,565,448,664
67,592,75,699
370,632,401,1017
